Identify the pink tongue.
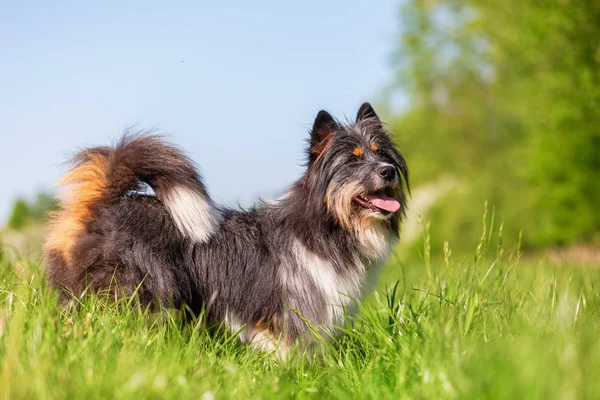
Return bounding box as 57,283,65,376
368,193,401,213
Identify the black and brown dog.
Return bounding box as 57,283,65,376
44,103,409,355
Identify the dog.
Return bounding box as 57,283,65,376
44,103,409,355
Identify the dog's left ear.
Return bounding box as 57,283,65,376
356,102,382,128
309,110,338,163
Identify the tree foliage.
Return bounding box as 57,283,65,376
5,192,58,231
7,199,31,230
387,0,600,250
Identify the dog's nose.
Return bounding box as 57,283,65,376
379,165,396,181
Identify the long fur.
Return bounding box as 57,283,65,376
44,103,409,355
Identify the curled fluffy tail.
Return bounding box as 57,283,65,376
45,133,219,266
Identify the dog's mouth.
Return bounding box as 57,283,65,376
353,189,400,215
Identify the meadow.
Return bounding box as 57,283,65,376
1,217,598,400
1,0,597,398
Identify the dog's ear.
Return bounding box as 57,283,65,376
309,110,338,163
356,102,382,128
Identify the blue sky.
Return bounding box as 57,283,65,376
0,0,406,222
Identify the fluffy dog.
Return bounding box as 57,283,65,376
44,103,409,355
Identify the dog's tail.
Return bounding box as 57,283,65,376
45,133,220,265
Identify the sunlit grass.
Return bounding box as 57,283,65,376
1,221,599,399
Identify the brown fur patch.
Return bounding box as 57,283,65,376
44,152,110,266
352,147,363,157
254,315,281,334
370,143,378,152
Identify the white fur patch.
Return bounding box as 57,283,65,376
248,330,288,359
224,310,244,334
164,186,220,243
291,240,365,327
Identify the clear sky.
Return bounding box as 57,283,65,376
0,0,405,223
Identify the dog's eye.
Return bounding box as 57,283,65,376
348,156,359,164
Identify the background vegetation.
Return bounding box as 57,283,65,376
6,193,56,231
385,0,600,254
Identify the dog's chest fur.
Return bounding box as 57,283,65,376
282,239,385,329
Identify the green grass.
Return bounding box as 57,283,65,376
1,226,599,399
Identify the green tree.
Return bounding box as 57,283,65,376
7,199,31,230
387,0,600,251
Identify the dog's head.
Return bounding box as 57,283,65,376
305,103,409,258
